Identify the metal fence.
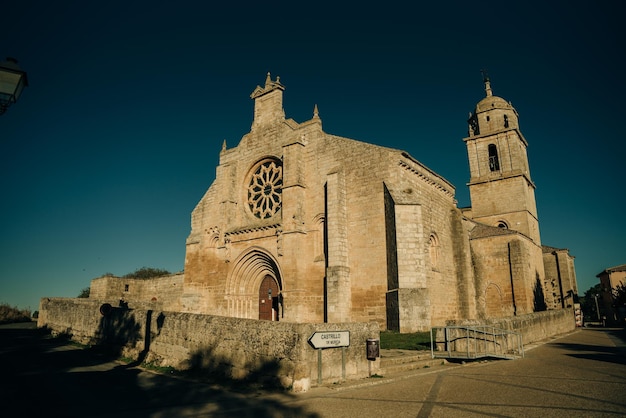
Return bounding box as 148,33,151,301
430,325,524,360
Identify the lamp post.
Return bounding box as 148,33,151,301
593,294,601,321
0,57,28,115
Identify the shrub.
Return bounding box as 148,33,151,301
122,267,171,279
0,303,32,324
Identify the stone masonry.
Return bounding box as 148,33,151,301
83,74,578,333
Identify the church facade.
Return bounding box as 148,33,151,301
172,74,578,332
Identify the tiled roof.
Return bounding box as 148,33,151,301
596,264,626,276
469,222,517,239
542,245,567,253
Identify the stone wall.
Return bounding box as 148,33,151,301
38,297,380,392
449,308,576,347
469,229,546,318
89,273,184,311
543,248,578,309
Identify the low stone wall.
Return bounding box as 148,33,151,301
448,308,576,346
89,273,184,311
38,297,380,392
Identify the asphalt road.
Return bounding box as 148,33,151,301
1,322,625,417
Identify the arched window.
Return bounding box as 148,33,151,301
497,220,509,229
488,144,500,171
429,233,440,269
312,213,325,262
503,114,509,128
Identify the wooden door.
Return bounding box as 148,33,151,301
259,275,279,320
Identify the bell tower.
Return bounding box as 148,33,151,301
464,76,540,245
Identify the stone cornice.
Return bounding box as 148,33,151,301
398,154,455,199
225,223,281,242
463,127,528,147
468,170,536,189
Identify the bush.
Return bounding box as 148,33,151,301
122,267,171,279
0,303,32,324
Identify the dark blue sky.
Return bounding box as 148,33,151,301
2,1,624,311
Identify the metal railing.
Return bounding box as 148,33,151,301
430,325,524,360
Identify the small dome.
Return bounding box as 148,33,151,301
475,95,513,113
467,78,520,137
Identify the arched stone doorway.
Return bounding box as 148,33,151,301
259,275,280,321
225,247,283,320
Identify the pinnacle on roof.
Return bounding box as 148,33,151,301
264,72,283,89
251,72,285,99
481,69,493,97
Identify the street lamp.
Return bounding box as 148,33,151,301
0,57,28,115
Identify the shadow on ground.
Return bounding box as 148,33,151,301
550,327,626,366
0,322,318,417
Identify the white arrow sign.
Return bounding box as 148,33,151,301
308,330,350,349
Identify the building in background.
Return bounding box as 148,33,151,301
596,264,626,323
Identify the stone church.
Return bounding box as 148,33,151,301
91,73,578,332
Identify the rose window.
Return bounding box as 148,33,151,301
247,160,282,219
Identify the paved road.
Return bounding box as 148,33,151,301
1,323,625,417
289,327,626,417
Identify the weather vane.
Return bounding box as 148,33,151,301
480,69,490,82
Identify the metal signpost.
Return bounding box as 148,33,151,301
308,331,350,384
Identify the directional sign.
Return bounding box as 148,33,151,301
308,330,350,349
